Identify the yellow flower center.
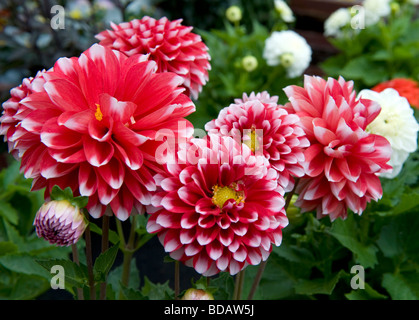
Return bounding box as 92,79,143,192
243,128,259,153
212,184,244,209
95,104,103,121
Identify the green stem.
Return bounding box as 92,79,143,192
174,261,180,299
99,215,110,300
233,270,245,300
84,220,96,300
118,215,137,299
71,244,84,300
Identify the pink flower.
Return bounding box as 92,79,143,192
96,16,211,100
284,76,392,220
4,44,195,221
147,135,288,276
34,200,87,246
205,91,309,192
0,70,47,159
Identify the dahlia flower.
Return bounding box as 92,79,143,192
95,16,211,100
205,92,309,192
274,0,295,23
324,8,352,38
372,78,419,108
284,75,392,220
34,200,87,246
263,30,312,78
363,0,391,26
359,88,419,178
147,135,288,276
0,70,47,159
4,44,195,221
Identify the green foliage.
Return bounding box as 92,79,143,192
321,4,419,90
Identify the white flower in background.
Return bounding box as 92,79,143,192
363,0,391,26
358,88,419,179
324,7,352,38
67,0,92,20
263,30,312,78
274,0,295,23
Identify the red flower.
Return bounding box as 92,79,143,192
147,135,288,276
3,44,195,221
205,91,309,192
96,16,211,100
372,78,419,108
284,76,392,220
0,70,47,159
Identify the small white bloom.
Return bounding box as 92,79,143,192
274,0,295,23
242,55,258,72
359,88,419,178
324,8,352,38
226,6,242,23
363,0,391,26
263,30,312,78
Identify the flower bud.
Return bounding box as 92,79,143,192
226,6,242,23
181,288,214,300
280,52,295,68
242,55,258,72
34,200,87,246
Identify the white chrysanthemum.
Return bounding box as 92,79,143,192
263,30,312,78
274,0,295,23
363,0,391,26
324,8,352,38
359,88,419,179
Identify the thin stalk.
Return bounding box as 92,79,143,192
71,244,84,300
247,179,300,300
84,221,96,300
233,270,245,300
99,215,110,300
118,215,137,299
174,261,180,299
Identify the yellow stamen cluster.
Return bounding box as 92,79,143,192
243,127,260,153
212,184,244,209
95,104,103,121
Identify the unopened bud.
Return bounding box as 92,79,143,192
181,288,214,300
226,6,242,23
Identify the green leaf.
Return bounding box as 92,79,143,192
0,201,19,225
93,242,120,282
0,254,51,279
0,241,18,256
382,272,419,300
8,274,50,300
120,285,146,300
141,276,174,300
107,259,140,293
89,222,120,246
294,270,346,296
345,282,388,300
36,258,89,287
327,216,378,268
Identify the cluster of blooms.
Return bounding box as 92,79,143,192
1,13,413,277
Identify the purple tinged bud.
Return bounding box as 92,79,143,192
33,200,87,246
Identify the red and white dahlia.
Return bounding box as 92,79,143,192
147,135,288,276
3,44,195,221
96,16,211,100
284,75,392,220
205,91,309,192
0,70,47,159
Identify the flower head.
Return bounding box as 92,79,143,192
205,92,309,192
372,78,419,108
263,30,312,78
324,8,352,38
359,88,419,178
96,16,211,100
0,70,47,159
3,44,195,221
34,200,87,246
284,75,392,220
242,55,258,72
147,135,288,276
363,0,391,26
226,6,242,23
274,0,295,23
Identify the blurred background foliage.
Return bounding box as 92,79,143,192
1,0,419,300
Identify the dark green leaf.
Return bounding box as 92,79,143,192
294,270,346,296
93,242,120,282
